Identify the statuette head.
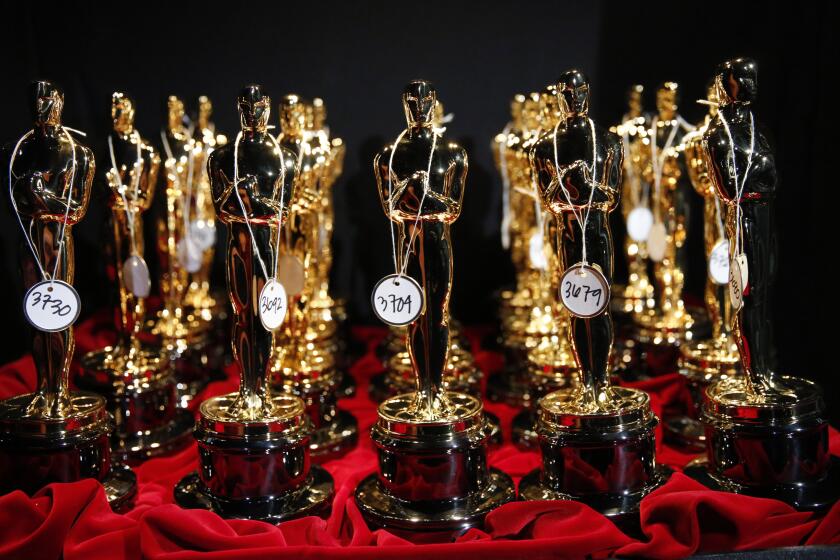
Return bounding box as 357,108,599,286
556,69,590,118
237,85,271,132
402,80,436,126
30,80,64,126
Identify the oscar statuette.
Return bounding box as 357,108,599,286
1,81,136,508
355,81,514,535
666,84,741,450
271,94,358,462
519,71,668,530
685,59,840,510
174,85,333,522
77,92,193,463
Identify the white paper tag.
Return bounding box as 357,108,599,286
729,256,745,310
277,254,306,296
258,279,287,331
559,264,610,318
177,236,203,273
371,274,425,326
318,221,328,252
735,253,748,289
647,222,667,262
189,219,216,251
23,280,81,332
529,231,547,270
123,255,151,298
627,207,654,243
708,239,730,286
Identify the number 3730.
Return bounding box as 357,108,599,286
29,291,72,317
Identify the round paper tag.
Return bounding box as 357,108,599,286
729,256,744,310
177,236,203,273
189,219,217,251
627,207,654,243
647,222,667,262
123,255,151,298
371,274,425,327
708,239,730,286
277,254,306,296
23,280,81,332
559,264,610,318
529,231,548,270
258,279,287,331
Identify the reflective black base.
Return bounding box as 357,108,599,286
174,466,334,523
518,466,670,536
171,341,227,408
103,463,139,512
337,370,357,399
355,468,515,535
112,408,196,464
309,409,359,463
684,456,840,512
663,415,706,452
486,368,533,409
511,409,538,450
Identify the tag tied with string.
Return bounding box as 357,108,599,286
371,274,424,327
552,118,610,318
646,117,682,263
620,119,654,244
627,206,654,243
371,128,436,326
708,239,730,286
10,127,84,332
109,133,152,298
231,130,289,332
717,108,755,309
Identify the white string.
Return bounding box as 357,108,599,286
160,130,180,304
385,127,437,277
231,130,288,283
676,114,695,132
108,132,143,256
552,118,598,268
649,117,681,222
8,126,82,284
183,142,196,245
717,109,755,257
498,123,512,250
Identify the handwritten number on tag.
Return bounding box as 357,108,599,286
559,264,610,318
371,274,424,326
23,280,81,332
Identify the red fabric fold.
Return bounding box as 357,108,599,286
0,320,837,559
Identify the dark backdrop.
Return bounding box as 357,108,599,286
1,1,836,421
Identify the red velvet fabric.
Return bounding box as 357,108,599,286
1,316,838,560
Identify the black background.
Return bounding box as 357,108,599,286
1,1,836,422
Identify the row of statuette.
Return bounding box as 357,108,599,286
0,57,836,537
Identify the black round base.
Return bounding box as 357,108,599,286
663,415,706,452
113,408,196,465
367,372,394,403
309,409,359,463
174,465,334,523
486,369,532,408
518,466,671,537
684,456,840,512
337,370,357,399
485,411,503,447
511,409,538,450
354,468,515,534
103,463,138,513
